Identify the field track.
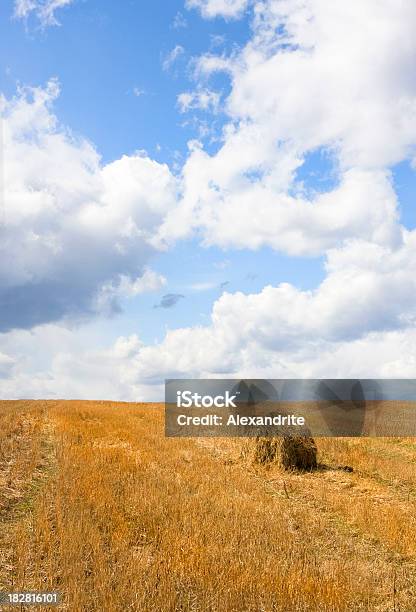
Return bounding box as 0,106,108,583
0,400,416,611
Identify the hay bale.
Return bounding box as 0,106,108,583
242,435,317,471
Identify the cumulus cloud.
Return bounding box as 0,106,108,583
95,268,166,315
124,234,416,379
0,80,177,331
14,0,74,26
177,89,221,114
186,0,250,20
1,227,416,399
167,0,416,255
3,1,416,399
0,325,149,400
17,229,410,399
2,322,415,401
160,162,402,255
230,0,416,168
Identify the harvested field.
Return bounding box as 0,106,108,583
1,400,416,611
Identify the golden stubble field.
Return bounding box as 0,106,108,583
0,400,416,611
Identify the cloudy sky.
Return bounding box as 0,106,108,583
0,0,415,400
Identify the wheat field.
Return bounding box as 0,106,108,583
0,400,415,611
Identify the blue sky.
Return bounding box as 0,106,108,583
0,0,415,399
0,0,248,163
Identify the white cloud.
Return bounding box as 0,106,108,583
178,89,221,113
14,0,74,26
0,325,148,400
162,45,185,71
0,80,177,331
159,160,402,255
172,11,188,29
94,268,166,314
0,353,15,379
126,234,416,380
3,281,415,400
228,0,416,169
133,87,145,98
1,229,416,398
162,0,416,255
119,268,166,296
3,1,416,398
186,0,250,20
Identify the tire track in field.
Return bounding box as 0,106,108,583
0,403,56,590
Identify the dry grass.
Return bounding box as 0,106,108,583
241,436,318,470
0,400,415,611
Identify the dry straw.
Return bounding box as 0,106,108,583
242,434,318,470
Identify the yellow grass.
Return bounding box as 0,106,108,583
1,400,416,611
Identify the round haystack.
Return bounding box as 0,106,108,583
242,435,318,471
